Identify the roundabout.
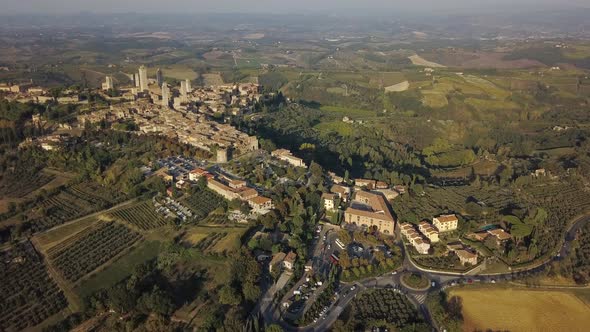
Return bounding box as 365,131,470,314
400,271,431,291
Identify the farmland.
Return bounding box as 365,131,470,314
450,287,590,332
47,221,141,283
0,241,68,331
182,188,226,220
28,182,126,233
74,240,162,300
34,215,100,251
409,54,445,68
182,226,247,254
107,200,170,231
0,167,54,198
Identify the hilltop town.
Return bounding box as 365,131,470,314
2,9,590,332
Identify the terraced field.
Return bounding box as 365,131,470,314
108,201,169,231
0,169,54,198
28,182,125,233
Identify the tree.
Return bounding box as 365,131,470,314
137,286,174,315
243,282,261,302
219,285,242,306
266,324,283,332
446,296,463,321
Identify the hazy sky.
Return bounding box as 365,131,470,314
3,0,588,14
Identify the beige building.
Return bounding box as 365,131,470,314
344,191,395,234
455,249,478,266
271,149,306,168
433,214,459,232
418,221,440,243
487,228,512,245
248,196,273,211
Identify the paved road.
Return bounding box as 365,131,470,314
260,213,590,331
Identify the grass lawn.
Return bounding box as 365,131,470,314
314,121,354,136
450,286,590,332
73,240,162,300
183,225,247,253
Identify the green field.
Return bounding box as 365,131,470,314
73,240,162,300
183,225,247,253
314,121,354,136
320,105,376,118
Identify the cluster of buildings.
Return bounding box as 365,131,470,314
151,156,274,215
77,98,259,162
0,82,85,104
206,175,274,213
400,214,459,255
99,66,263,113
467,227,512,247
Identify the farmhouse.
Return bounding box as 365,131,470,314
433,214,459,232
344,191,395,234
322,193,337,211
487,228,512,245
455,249,478,266
248,196,273,211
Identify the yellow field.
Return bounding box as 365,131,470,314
422,90,448,108
409,54,445,68
450,287,590,332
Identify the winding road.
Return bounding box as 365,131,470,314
258,213,590,331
